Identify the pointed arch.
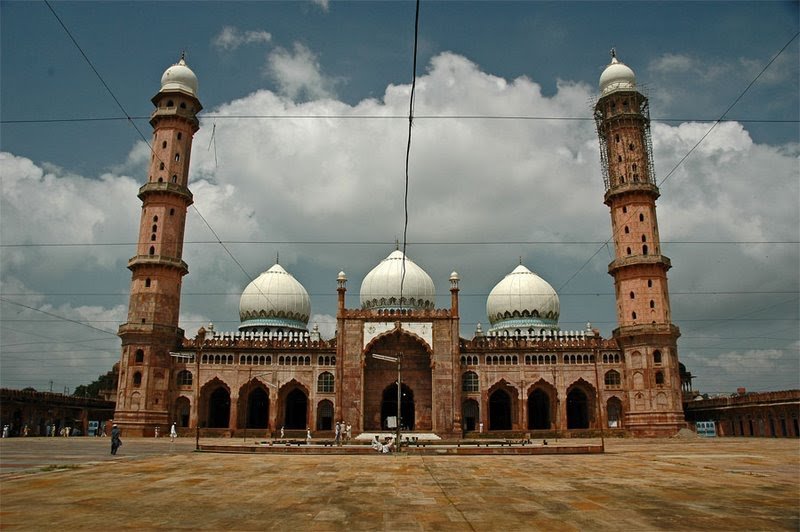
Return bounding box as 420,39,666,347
200,378,231,429
487,379,519,431
527,378,556,430
566,378,596,430
237,379,270,430
278,379,310,430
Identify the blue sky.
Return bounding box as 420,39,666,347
1,1,798,395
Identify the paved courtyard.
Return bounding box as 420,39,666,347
1,436,798,530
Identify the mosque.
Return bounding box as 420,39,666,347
113,51,687,438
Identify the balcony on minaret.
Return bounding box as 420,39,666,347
608,253,671,275
138,181,193,203
128,253,188,275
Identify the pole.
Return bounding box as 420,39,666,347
243,366,252,442
592,336,605,452
396,354,402,451
194,327,205,451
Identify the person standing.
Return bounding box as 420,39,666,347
334,421,341,446
345,422,352,444
170,422,178,443
110,424,122,455
154,426,159,438
306,427,312,445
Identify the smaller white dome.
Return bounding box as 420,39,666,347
486,264,560,334
599,51,636,95
360,250,435,310
160,56,198,97
239,263,310,331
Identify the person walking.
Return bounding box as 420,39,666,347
110,424,122,455
334,421,341,446
170,422,178,443
306,427,312,445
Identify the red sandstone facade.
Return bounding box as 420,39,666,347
115,53,687,438
684,390,800,437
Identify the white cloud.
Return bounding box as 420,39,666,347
265,42,336,100
310,0,329,12
212,26,272,51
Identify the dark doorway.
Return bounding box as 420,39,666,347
317,400,333,430
462,399,479,432
247,388,269,428
284,388,308,429
489,389,512,430
208,387,230,428
607,397,623,428
175,397,190,428
567,388,589,429
381,383,414,430
528,389,550,430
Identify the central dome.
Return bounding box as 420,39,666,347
486,264,560,334
239,263,310,332
360,250,435,310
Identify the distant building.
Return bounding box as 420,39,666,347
684,389,800,438
114,51,686,438
0,388,115,436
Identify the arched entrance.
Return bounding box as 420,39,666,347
381,383,415,430
528,389,551,430
462,399,479,432
489,389,512,430
363,330,433,431
567,388,589,429
317,400,333,430
208,387,230,428
607,397,623,428
174,396,190,428
246,387,269,429
283,388,308,429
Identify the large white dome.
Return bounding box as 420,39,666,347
486,264,560,333
599,52,636,96
160,56,198,98
239,263,310,331
360,250,435,310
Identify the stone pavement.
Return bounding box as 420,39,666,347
1,437,798,530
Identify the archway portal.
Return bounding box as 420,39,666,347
489,389,512,430
174,396,190,428
362,331,433,431
462,399,479,432
208,387,230,428
528,389,550,430
381,383,414,430
284,388,308,430
567,388,590,429
247,388,269,429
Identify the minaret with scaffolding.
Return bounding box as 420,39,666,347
594,50,685,435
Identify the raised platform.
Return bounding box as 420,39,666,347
198,439,604,455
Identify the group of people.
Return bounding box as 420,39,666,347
334,421,352,446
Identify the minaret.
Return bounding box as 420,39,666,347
114,55,202,436
594,50,684,435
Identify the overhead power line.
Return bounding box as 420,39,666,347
2,115,797,125
2,239,797,248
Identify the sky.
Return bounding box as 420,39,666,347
1,1,798,396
